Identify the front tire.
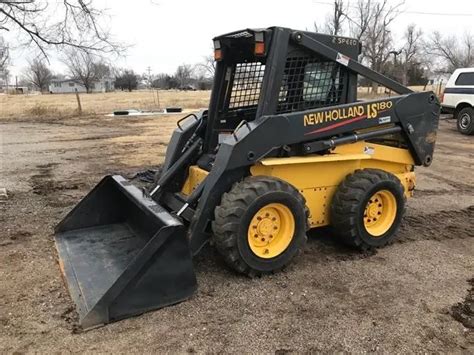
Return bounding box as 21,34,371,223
212,176,308,276
456,107,474,135
330,169,406,250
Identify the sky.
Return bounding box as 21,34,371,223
4,0,474,79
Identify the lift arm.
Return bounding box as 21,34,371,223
293,31,413,95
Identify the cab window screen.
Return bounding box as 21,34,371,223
303,63,340,102
277,57,344,113
228,62,265,109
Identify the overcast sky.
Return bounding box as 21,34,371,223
6,0,474,78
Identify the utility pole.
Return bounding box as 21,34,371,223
146,66,152,88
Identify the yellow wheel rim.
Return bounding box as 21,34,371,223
247,203,295,259
363,190,397,237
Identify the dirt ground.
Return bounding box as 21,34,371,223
0,112,473,353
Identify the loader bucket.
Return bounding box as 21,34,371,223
54,175,197,329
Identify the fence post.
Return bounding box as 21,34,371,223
75,88,82,115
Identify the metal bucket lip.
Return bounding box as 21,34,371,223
55,223,194,328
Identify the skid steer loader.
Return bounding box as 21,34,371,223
55,27,440,328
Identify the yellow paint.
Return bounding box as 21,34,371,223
300,186,337,227
260,153,370,166
398,171,416,198
181,165,209,196
247,203,295,258
333,141,414,165
250,141,415,228
363,190,397,237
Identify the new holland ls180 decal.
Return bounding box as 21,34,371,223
304,100,393,135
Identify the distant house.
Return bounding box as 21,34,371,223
49,77,114,94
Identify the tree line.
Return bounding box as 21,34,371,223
314,0,473,89
11,51,214,93
1,0,473,93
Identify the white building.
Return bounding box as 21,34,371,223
49,78,114,93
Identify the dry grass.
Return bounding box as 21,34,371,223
0,85,441,121
0,90,211,120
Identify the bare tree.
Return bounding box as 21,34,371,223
62,49,110,93
0,35,8,85
175,64,193,88
194,55,215,78
326,0,347,36
348,0,374,42
425,32,474,73
313,0,347,35
0,35,8,71
25,58,52,92
350,0,403,92
0,0,123,58
399,24,423,85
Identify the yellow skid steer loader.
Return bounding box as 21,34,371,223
55,27,440,328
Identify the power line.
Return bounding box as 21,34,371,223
312,1,474,17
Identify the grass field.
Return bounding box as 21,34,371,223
0,90,211,120
0,85,443,121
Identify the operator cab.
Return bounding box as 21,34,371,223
203,27,361,154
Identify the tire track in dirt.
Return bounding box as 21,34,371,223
451,278,474,329
29,163,86,208
421,171,473,193
397,206,474,244
302,206,473,266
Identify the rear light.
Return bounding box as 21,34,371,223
254,42,265,56
254,31,265,56
213,40,222,61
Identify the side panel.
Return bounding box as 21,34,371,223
250,144,415,228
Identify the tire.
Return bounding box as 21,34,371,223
212,176,308,276
330,169,406,250
456,107,474,135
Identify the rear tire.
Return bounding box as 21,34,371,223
456,107,474,135
212,176,308,276
330,169,406,250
